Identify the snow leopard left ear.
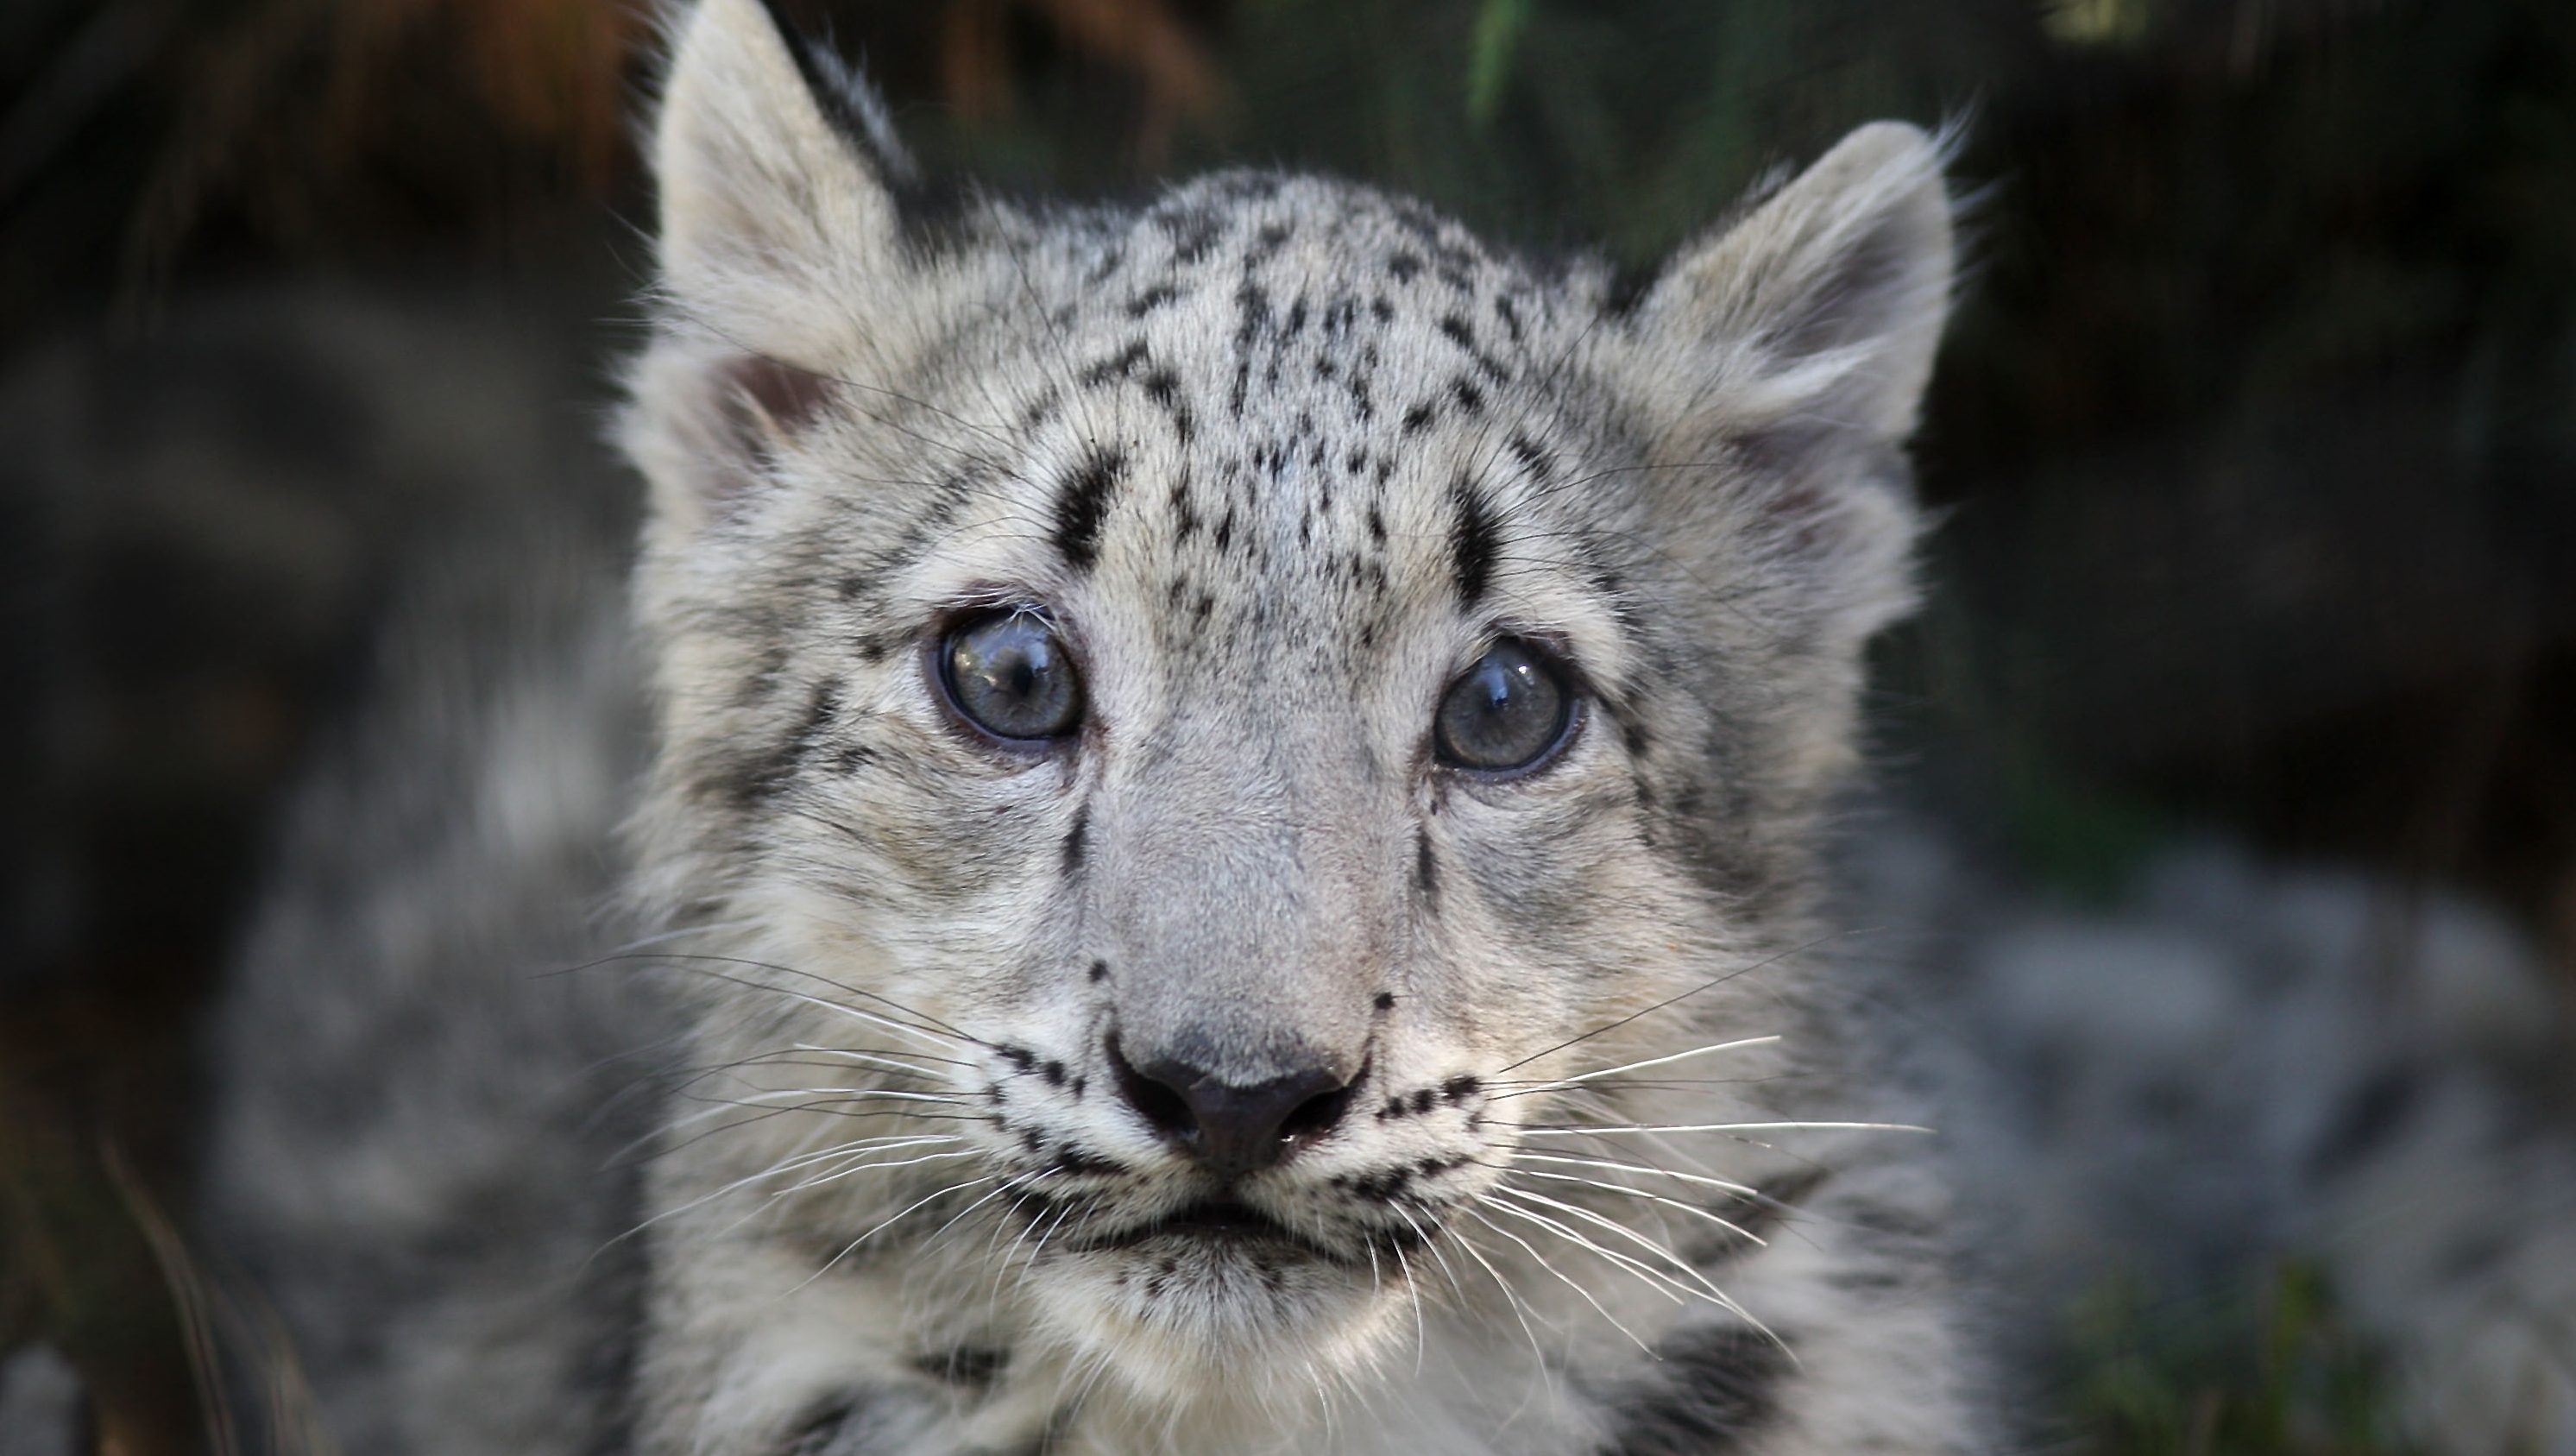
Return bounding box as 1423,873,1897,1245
1616,122,1956,631
630,0,917,526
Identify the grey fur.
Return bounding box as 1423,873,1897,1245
199,512,658,1456
611,1,1967,1451
179,1,2576,1453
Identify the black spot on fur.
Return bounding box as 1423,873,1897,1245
1401,400,1437,434
1449,473,1497,604
1082,339,1150,386
1052,1147,1119,1176
1435,311,1513,383
1374,992,1396,1012
1388,250,1423,281
735,680,841,805
1126,282,1181,316
1602,260,1657,319
778,1396,861,1456
914,1346,1009,1389
1061,804,1089,875
1054,446,1127,571
1506,432,1555,482
1440,1076,1478,1102
1414,828,1439,899
1140,367,1194,443
1603,697,1653,758
1158,206,1223,265
1235,280,1274,346
1451,376,1483,414
1602,1324,1792,1456
1088,960,1111,983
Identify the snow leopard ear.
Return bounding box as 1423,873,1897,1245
632,0,916,526
653,0,914,318
1618,122,1955,630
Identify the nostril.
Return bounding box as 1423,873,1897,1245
1105,1033,1195,1141
1277,1078,1355,1143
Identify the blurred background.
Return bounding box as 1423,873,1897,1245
1,0,2570,1450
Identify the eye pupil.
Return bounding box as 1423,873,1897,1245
943,610,1083,741
1435,640,1571,772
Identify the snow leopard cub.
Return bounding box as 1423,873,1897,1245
617,0,1966,1452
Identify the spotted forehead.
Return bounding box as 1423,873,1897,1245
962,175,1624,652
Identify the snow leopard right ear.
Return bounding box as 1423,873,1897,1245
653,0,914,322
632,0,916,525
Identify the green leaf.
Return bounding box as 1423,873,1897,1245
1465,0,1532,128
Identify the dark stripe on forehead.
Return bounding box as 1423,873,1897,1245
1449,472,1497,606
1054,446,1128,571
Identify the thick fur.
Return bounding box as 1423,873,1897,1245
170,2,2576,1454
198,513,656,1456
614,1,1968,1452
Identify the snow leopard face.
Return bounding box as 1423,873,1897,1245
619,0,1950,1443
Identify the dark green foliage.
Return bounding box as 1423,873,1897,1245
2063,1264,2421,1456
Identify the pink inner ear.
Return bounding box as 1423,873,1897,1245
723,353,837,439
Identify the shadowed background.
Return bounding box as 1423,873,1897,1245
2,0,2571,1450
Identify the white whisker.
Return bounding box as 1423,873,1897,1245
1461,1204,1655,1354
1488,1186,1786,1355
1503,1035,1783,1093
802,1176,1002,1289
1493,1150,1760,1198
1501,1166,1766,1246
1520,1120,1930,1138
1438,1207,1553,1370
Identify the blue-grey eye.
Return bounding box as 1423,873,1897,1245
1434,640,1571,772
942,609,1082,741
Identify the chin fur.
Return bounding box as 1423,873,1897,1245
1025,1241,1410,1409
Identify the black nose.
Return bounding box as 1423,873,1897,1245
1105,1034,1358,1176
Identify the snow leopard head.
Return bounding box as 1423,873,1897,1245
620,0,1951,1433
